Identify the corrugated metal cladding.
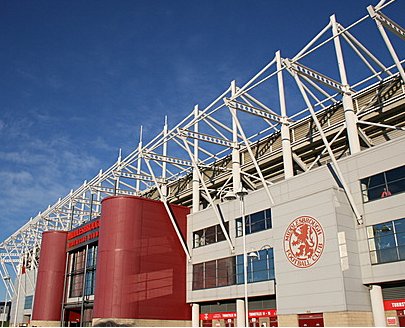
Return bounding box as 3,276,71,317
382,285,405,300
200,298,276,313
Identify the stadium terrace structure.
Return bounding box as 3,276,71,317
2,0,405,326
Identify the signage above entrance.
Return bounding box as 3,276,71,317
67,218,100,250
199,309,277,320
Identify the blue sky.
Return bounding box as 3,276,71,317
0,0,403,245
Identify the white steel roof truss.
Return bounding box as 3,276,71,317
180,136,234,252
290,70,363,225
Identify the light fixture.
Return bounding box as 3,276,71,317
236,187,248,197
223,191,237,201
248,251,259,260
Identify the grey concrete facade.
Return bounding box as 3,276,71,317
187,135,405,325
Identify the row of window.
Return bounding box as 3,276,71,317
68,244,98,298
193,209,272,249
361,165,405,202
368,218,405,264
193,223,229,248
193,248,274,290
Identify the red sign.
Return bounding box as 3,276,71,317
67,219,100,249
384,299,405,310
199,309,277,320
284,216,324,268
67,219,100,240
387,317,397,326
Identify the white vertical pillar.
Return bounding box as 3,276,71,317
276,51,294,179
161,117,168,200
331,15,361,155
231,81,242,193
192,303,200,327
192,105,200,214
370,285,386,327
136,126,143,194
236,299,246,327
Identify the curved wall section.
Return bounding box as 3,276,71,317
32,231,68,322
93,195,190,322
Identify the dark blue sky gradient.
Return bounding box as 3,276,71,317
0,0,403,245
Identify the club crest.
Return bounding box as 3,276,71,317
284,216,324,268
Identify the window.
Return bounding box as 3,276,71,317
192,249,275,290
368,218,405,264
69,249,85,297
68,244,98,298
192,257,235,290
24,295,33,310
193,222,229,248
236,248,275,284
236,209,272,237
361,165,405,202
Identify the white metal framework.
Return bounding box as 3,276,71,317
1,0,404,308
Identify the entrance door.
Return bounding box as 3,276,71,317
298,313,324,327
398,310,405,327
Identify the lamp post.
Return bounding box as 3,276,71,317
236,188,249,327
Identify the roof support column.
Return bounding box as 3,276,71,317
231,81,242,193
331,15,361,154
161,117,168,200
136,126,143,194
192,105,200,214
276,51,294,179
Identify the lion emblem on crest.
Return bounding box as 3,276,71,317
284,216,324,268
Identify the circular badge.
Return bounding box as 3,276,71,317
284,216,324,268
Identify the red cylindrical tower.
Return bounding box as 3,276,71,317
93,195,191,325
32,231,68,324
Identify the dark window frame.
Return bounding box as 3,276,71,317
236,209,272,237
360,165,405,203
192,248,275,291
193,222,229,248
368,217,405,264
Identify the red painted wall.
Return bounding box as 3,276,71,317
32,231,68,321
93,195,191,321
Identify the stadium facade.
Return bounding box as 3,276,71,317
2,0,405,327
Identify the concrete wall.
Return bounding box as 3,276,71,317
187,135,405,316
10,269,37,326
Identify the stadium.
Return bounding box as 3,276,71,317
1,0,405,326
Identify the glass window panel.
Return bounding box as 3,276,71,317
367,186,386,201
236,254,244,284
265,216,272,229
204,260,216,289
192,263,204,290
24,295,33,310
396,232,405,246
395,219,405,233
250,212,265,225
373,222,394,237
385,166,405,183
236,218,243,237
193,230,203,248
217,258,233,287
388,179,405,195
217,222,228,243
367,173,385,188
376,247,398,263
250,218,266,233
375,235,396,250
204,226,216,245
398,245,405,261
